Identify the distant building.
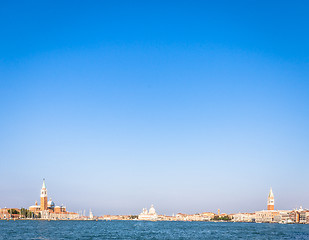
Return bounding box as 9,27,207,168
40,179,48,211
305,211,309,224
255,188,278,223
287,207,309,224
201,212,215,221
267,188,275,210
89,209,94,220
273,210,292,223
157,215,177,221
232,213,255,222
138,205,158,220
255,189,309,224
255,210,279,223
176,213,188,221
298,207,309,224
174,212,215,221
29,179,79,220
0,208,12,219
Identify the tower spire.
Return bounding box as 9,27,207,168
269,187,274,198
40,178,48,211
267,187,275,210
42,178,46,189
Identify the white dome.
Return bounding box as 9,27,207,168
48,198,55,207
148,205,156,214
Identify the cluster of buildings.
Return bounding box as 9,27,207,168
157,188,309,224
99,207,223,222
0,208,20,219
130,188,309,224
174,212,216,221
1,181,308,224
29,179,79,220
0,179,80,220
240,188,309,224
138,205,158,220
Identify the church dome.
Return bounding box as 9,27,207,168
48,198,55,208
148,205,156,215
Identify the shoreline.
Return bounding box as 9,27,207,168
1,219,306,224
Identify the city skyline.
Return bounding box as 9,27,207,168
1,179,308,224
1,178,307,216
1,1,309,216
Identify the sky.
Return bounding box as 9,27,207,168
0,1,309,216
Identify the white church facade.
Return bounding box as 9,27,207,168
138,205,158,221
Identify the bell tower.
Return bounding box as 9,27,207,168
267,187,274,210
40,178,48,211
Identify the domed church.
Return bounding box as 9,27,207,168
138,204,158,220
29,179,78,220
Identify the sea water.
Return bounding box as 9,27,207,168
0,220,308,239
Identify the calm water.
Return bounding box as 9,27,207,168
0,220,309,239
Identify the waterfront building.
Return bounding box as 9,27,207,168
0,208,13,219
175,212,216,221
138,205,158,220
157,215,177,221
273,210,293,224
176,213,188,221
89,209,94,220
289,209,299,223
298,208,309,224
0,208,21,219
306,211,309,224
175,213,202,221
286,207,309,224
255,188,278,223
232,213,255,222
255,189,309,224
29,201,41,213
201,212,215,221
255,210,279,223
271,208,308,224
0,208,9,219
187,214,203,221
29,179,79,220
101,215,132,220
299,208,306,223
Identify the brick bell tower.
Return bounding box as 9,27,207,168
40,178,48,211
267,187,274,210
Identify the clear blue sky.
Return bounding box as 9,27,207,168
0,1,308,215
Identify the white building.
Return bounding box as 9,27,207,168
273,210,293,224
89,209,94,220
255,210,280,223
138,205,158,221
233,213,255,222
